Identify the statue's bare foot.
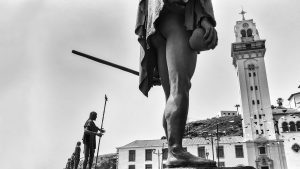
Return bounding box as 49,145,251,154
165,147,216,168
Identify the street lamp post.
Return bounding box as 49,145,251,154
217,123,219,167
203,120,234,167
153,143,164,169
152,149,161,169
204,133,215,161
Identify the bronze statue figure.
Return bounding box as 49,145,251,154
82,111,105,169
135,0,218,168
73,141,81,169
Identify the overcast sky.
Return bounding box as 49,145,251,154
0,0,299,169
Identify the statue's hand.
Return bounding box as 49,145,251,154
201,18,218,49
96,133,103,137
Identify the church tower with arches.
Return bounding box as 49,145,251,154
231,10,276,142
231,11,287,169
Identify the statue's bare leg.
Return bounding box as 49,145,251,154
152,8,216,167
151,32,170,140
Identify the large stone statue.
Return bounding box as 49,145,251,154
135,0,218,168
82,111,105,169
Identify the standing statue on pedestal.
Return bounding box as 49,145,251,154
73,141,81,169
136,0,218,168
82,111,105,169
66,158,72,169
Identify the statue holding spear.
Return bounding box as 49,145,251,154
82,95,107,169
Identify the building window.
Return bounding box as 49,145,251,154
145,164,152,169
198,146,206,158
129,165,135,169
255,86,258,90
248,64,255,70
252,100,255,105
256,130,259,134
162,148,168,160
282,122,289,132
259,115,262,119
218,162,225,167
296,121,300,131
247,29,253,37
257,100,260,104
241,30,246,37
216,146,224,158
145,149,153,161
249,73,252,77
250,86,253,91
259,146,266,155
254,115,257,119
253,72,256,77
261,130,264,134
290,121,296,132
129,150,136,162
235,145,244,158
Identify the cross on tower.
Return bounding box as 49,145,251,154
239,9,246,20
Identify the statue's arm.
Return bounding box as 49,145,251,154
199,0,216,27
84,127,103,137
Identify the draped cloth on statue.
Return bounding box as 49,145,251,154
135,0,216,96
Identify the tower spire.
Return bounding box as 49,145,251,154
239,8,246,20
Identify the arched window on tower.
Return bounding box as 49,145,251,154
290,121,296,132
241,30,246,37
247,29,253,37
296,121,300,131
248,64,255,70
282,122,289,132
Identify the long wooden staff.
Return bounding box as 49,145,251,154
95,95,108,169
72,50,139,76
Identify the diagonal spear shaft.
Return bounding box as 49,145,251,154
95,95,108,169
72,50,139,76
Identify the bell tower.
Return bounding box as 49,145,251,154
231,10,276,141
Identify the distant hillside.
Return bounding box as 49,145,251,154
184,115,243,138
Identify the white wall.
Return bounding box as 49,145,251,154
118,143,249,169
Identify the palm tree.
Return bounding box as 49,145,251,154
234,104,240,115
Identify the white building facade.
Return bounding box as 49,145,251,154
220,111,238,117
273,108,300,169
287,92,300,110
117,137,249,169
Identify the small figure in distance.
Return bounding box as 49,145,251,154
66,158,71,169
82,111,105,169
73,141,81,169
70,153,75,169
